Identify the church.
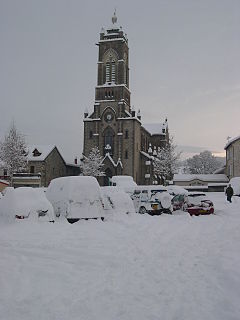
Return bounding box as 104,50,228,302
83,12,169,185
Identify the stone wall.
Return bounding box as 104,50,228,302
226,139,240,179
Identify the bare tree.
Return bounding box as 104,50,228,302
80,147,105,177
0,122,28,178
185,150,222,174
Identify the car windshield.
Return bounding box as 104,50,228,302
151,190,166,196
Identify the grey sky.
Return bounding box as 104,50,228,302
1,0,240,162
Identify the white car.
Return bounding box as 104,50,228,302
131,185,173,215
110,175,137,195
0,187,55,222
46,176,105,223
101,186,135,215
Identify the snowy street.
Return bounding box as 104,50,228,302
0,193,240,320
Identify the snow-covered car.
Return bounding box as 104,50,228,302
110,175,137,195
172,192,214,216
0,187,55,222
131,185,173,215
166,185,188,197
101,186,135,215
46,176,105,223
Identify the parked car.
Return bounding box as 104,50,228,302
172,192,214,216
101,186,135,215
131,185,173,215
166,185,188,196
0,187,55,222
110,176,137,195
46,176,105,223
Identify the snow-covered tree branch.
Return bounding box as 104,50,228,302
184,150,222,174
153,137,181,184
0,123,28,178
80,147,105,177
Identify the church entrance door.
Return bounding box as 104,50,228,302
104,168,113,186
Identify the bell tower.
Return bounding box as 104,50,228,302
83,12,142,185
95,10,131,110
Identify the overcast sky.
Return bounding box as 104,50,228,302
1,0,240,162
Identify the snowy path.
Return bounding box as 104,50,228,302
0,193,240,320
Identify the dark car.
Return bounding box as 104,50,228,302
172,192,214,216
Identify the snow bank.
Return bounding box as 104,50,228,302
46,176,104,219
230,177,240,196
1,193,240,320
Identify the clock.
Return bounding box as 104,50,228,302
105,112,113,123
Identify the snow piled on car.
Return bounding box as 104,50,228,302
0,187,54,224
46,176,104,219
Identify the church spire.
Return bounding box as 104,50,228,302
112,9,117,25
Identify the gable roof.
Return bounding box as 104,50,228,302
27,145,57,161
142,122,167,135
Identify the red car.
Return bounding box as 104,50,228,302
172,192,214,216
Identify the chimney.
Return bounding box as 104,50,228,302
137,109,141,120
131,105,135,117
84,107,89,118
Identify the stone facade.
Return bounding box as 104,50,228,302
83,14,169,185
225,136,240,179
28,147,67,187
28,146,80,187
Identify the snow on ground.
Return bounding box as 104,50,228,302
0,193,240,320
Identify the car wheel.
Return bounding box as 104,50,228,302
139,206,147,214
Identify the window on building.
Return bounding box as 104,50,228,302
3,169,7,176
125,150,128,159
30,166,35,174
112,61,116,83
106,62,110,82
104,128,114,156
89,130,93,139
125,130,129,139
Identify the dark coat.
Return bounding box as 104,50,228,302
226,186,234,197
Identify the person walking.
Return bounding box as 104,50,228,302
225,184,234,203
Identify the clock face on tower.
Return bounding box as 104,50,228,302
104,112,113,123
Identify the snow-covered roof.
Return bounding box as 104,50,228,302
173,174,229,182
224,135,240,149
0,179,9,185
143,123,167,135
103,153,123,168
27,145,56,161
140,151,154,160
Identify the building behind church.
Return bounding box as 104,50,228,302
83,12,169,185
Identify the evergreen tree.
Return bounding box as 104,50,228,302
0,123,28,178
80,147,105,177
153,137,181,185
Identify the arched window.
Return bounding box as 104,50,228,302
106,62,110,82
111,61,116,82
103,49,118,84
104,128,114,156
